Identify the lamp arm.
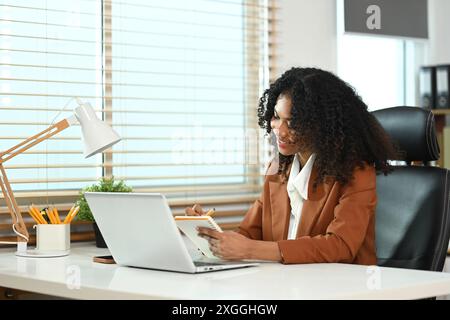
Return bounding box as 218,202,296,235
0,115,77,243
0,116,76,164
0,164,28,242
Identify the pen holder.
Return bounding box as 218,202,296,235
35,224,70,252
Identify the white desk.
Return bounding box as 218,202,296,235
1,242,450,300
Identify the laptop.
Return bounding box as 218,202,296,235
84,192,259,273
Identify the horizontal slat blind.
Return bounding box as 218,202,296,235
0,0,275,243
108,0,270,191
0,0,103,191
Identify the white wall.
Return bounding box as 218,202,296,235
275,0,449,109
427,0,450,65
276,0,450,73
275,0,337,77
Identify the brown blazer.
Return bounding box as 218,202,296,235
238,161,377,265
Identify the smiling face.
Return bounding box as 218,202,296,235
270,93,302,156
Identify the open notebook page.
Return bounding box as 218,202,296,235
175,216,222,259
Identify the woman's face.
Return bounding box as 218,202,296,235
270,94,302,156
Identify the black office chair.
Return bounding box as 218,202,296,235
372,106,450,271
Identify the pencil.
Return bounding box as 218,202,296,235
44,208,52,224
31,205,47,224
205,208,216,216
67,206,80,223
28,206,41,224
45,208,57,224
27,206,42,224
53,206,61,224
63,205,76,224
66,206,80,224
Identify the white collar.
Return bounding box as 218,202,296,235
287,153,316,200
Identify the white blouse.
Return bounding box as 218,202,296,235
286,153,316,240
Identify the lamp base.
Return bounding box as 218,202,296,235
15,249,70,258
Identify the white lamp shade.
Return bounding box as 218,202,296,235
74,102,121,158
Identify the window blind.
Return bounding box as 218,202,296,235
0,0,103,192
0,0,277,243
108,0,272,198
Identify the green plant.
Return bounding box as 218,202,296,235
76,176,132,222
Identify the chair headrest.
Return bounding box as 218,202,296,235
372,107,440,162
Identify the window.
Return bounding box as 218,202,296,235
0,0,274,241
108,0,269,195
0,0,271,196
0,0,102,191
338,34,406,111
338,34,425,111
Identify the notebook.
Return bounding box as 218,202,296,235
175,216,222,259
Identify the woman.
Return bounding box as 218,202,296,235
186,67,396,264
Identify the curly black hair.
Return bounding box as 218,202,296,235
258,67,397,187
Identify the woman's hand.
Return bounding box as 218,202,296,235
198,228,253,260
185,204,206,216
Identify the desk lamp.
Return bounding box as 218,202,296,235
0,99,121,256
